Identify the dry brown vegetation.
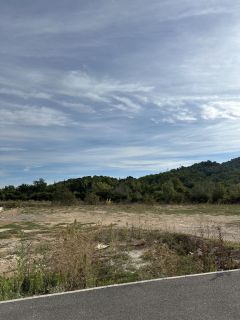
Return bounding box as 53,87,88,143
0,203,240,301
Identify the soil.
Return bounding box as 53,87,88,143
1,205,240,273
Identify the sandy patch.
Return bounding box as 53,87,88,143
22,229,42,234
0,229,11,233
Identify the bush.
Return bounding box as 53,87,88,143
84,192,100,205
52,186,78,206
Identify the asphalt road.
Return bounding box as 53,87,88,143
1,270,240,320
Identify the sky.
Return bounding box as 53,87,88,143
1,0,240,186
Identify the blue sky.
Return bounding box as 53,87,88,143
1,0,240,186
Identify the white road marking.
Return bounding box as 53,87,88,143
1,268,239,305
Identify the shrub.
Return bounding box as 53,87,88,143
52,186,78,206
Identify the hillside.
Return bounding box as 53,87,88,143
1,157,240,204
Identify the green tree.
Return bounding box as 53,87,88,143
212,183,226,203
52,186,77,206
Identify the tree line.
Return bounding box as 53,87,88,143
1,158,240,204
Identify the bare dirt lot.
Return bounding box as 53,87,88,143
1,204,240,239
0,204,240,274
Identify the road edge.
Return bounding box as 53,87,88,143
1,268,239,305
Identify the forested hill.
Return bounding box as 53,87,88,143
1,157,240,204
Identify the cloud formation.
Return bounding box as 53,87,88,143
201,101,240,120
0,104,71,127
1,0,240,186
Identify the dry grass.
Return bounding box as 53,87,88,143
49,223,97,290
1,202,240,301
0,222,240,301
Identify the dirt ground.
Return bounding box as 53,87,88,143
1,204,240,273
1,204,240,241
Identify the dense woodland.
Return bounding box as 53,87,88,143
1,157,240,204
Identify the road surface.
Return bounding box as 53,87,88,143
1,270,240,320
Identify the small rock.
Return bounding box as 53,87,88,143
96,243,109,250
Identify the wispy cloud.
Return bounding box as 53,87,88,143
1,0,240,185
0,87,52,100
0,103,72,127
201,101,240,120
58,71,154,102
